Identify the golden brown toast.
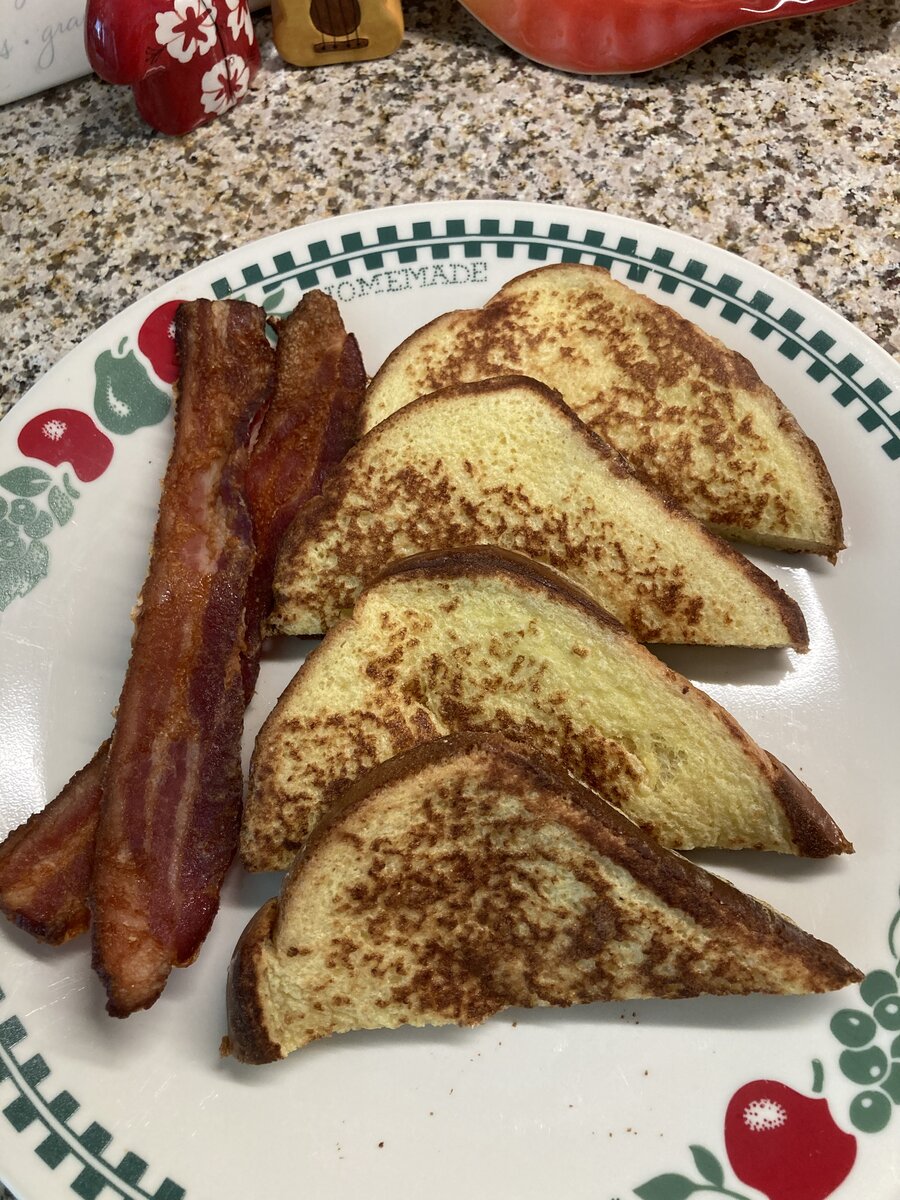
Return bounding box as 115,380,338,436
268,376,807,649
242,546,849,872
226,734,860,1063
361,263,843,558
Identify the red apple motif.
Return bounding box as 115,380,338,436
725,1079,856,1200
137,300,184,384
17,410,113,483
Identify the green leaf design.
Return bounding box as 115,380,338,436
0,467,52,497
634,1174,699,1200
63,472,80,499
263,288,286,312
48,484,74,526
0,517,23,555
0,537,48,610
20,509,53,540
9,498,52,540
689,1146,724,1188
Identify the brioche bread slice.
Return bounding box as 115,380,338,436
227,734,860,1063
361,263,843,558
242,546,848,871
268,376,807,649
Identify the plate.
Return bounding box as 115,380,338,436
1,201,898,1200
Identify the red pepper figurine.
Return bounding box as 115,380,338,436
85,0,261,136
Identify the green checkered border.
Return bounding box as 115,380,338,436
212,216,898,460
0,990,184,1200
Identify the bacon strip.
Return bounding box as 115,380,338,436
0,741,108,943
0,292,365,960
90,299,273,1016
0,295,365,999
241,289,367,695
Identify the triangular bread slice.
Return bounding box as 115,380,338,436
226,734,860,1063
268,376,808,649
361,263,843,558
242,546,849,871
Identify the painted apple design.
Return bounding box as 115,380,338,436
17,409,114,483
724,1080,856,1200
93,341,171,435
138,299,183,384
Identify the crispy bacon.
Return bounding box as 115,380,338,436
0,740,108,943
242,289,366,694
90,299,273,1016
0,292,365,969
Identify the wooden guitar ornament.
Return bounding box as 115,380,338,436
273,0,404,65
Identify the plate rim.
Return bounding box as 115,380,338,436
1,199,898,1200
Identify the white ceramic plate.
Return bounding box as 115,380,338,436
1,201,898,1200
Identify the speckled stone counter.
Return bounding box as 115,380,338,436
1,0,898,421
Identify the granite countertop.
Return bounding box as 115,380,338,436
0,2,897,1197
1,0,898,422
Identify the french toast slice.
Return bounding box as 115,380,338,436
268,376,808,649
226,734,860,1063
242,546,849,871
361,263,843,558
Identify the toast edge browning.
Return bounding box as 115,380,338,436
363,264,845,560
275,376,810,650
227,735,862,1061
223,898,283,1064
488,264,846,561
253,545,850,867
358,303,481,435
373,543,627,635
376,547,849,856
769,754,854,857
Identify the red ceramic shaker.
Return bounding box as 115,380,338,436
85,0,261,136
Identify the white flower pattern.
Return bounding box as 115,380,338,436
155,0,219,64
224,0,253,42
200,55,251,116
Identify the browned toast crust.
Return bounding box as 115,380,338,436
769,755,853,857
243,545,848,869
223,899,282,1065
270,376,809,649
378,548,846,857
300,734,854,957
362,264,844,558
226,734,860,1062
375,540,807,652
